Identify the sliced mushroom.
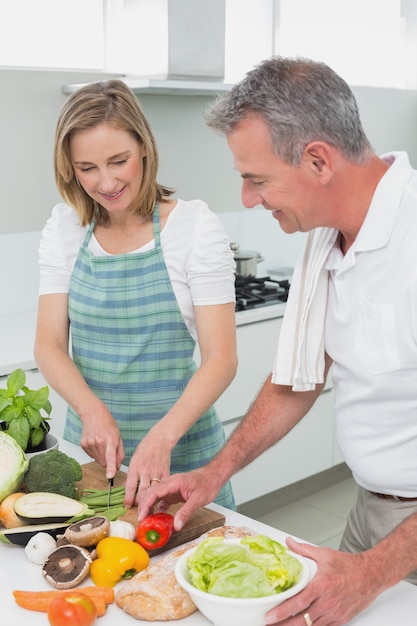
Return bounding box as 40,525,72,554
42,544,92,589
64,516,110,547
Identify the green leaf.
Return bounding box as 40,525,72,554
7,417,30,450
14,396,25,409
23,386,50,411
0,392,12,413
6,369,26,395
43,398,53,417
0,404,23,423
30,426,45,448
25,406,43,429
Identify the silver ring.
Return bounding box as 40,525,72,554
151,478,161,483
303,612,313,626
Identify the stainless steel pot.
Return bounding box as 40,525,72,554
231,243,264,277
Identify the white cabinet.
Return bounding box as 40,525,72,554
215,315,283,422
209,310,337,506
224,388,335,506
213,313,333,424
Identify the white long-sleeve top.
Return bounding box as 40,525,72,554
38,199,236,342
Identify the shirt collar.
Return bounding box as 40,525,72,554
325,151,414,272
354,151,414,252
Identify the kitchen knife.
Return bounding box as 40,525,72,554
107,477,114,508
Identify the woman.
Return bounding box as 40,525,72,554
34,80,237,510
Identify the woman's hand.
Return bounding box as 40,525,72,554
79,402,125,479
123,428,173,508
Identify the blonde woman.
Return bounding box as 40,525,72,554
35,80,237,510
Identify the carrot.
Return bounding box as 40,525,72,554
12,586,114,617
92,598,107,617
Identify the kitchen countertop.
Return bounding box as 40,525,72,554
1,440,417,625
235,301,285,326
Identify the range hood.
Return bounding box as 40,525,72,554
62,77,233,97
62,0,233,96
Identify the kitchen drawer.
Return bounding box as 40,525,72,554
224,388,335,506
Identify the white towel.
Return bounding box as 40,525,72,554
272,227,339,391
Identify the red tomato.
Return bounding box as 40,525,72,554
47,592,97,626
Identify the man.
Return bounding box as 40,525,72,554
137,57,417,625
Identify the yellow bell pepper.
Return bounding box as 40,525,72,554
90,536,150,587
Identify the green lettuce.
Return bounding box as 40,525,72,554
186,534,302,598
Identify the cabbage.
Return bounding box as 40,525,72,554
187,534,302,598
0,431,29,503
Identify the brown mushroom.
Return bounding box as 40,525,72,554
56,535,70,547
64,516,110,547
56,533,97,558
42,544,92,589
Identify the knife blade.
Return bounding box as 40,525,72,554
107,477,114,509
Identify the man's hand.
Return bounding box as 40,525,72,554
264,537,386,625
137,466,221,531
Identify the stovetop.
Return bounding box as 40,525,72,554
235,276,290,312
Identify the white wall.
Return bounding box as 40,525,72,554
0,68,244,236
352,85,417,157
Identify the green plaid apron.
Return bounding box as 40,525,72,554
65,204,235,509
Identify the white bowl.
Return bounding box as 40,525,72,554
175,537,314,626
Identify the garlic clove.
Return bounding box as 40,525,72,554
108,519,136,541
24,532,57,565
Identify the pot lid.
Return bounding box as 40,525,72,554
234,249,262,260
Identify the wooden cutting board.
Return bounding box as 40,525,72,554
78,461,225,554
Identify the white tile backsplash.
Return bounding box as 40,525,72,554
216,211,241,246
218,208,306,276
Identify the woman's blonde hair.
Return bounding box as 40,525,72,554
54,79,174,226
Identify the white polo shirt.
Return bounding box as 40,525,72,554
325,152,417,496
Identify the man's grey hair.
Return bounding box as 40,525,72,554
205,56,373,166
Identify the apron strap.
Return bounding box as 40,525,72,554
152,202,161,247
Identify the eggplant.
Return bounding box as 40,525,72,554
0,522,70,546
13,492,92,525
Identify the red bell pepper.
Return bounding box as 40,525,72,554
136,512,174,550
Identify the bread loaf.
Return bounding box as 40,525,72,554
115,525,256,621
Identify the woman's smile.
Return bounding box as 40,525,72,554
70,123,146,216
99,185,127,201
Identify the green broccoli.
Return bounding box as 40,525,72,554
24,449,83,499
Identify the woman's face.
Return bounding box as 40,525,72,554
70,123,146,218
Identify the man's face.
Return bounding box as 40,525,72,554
227,114,322,234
